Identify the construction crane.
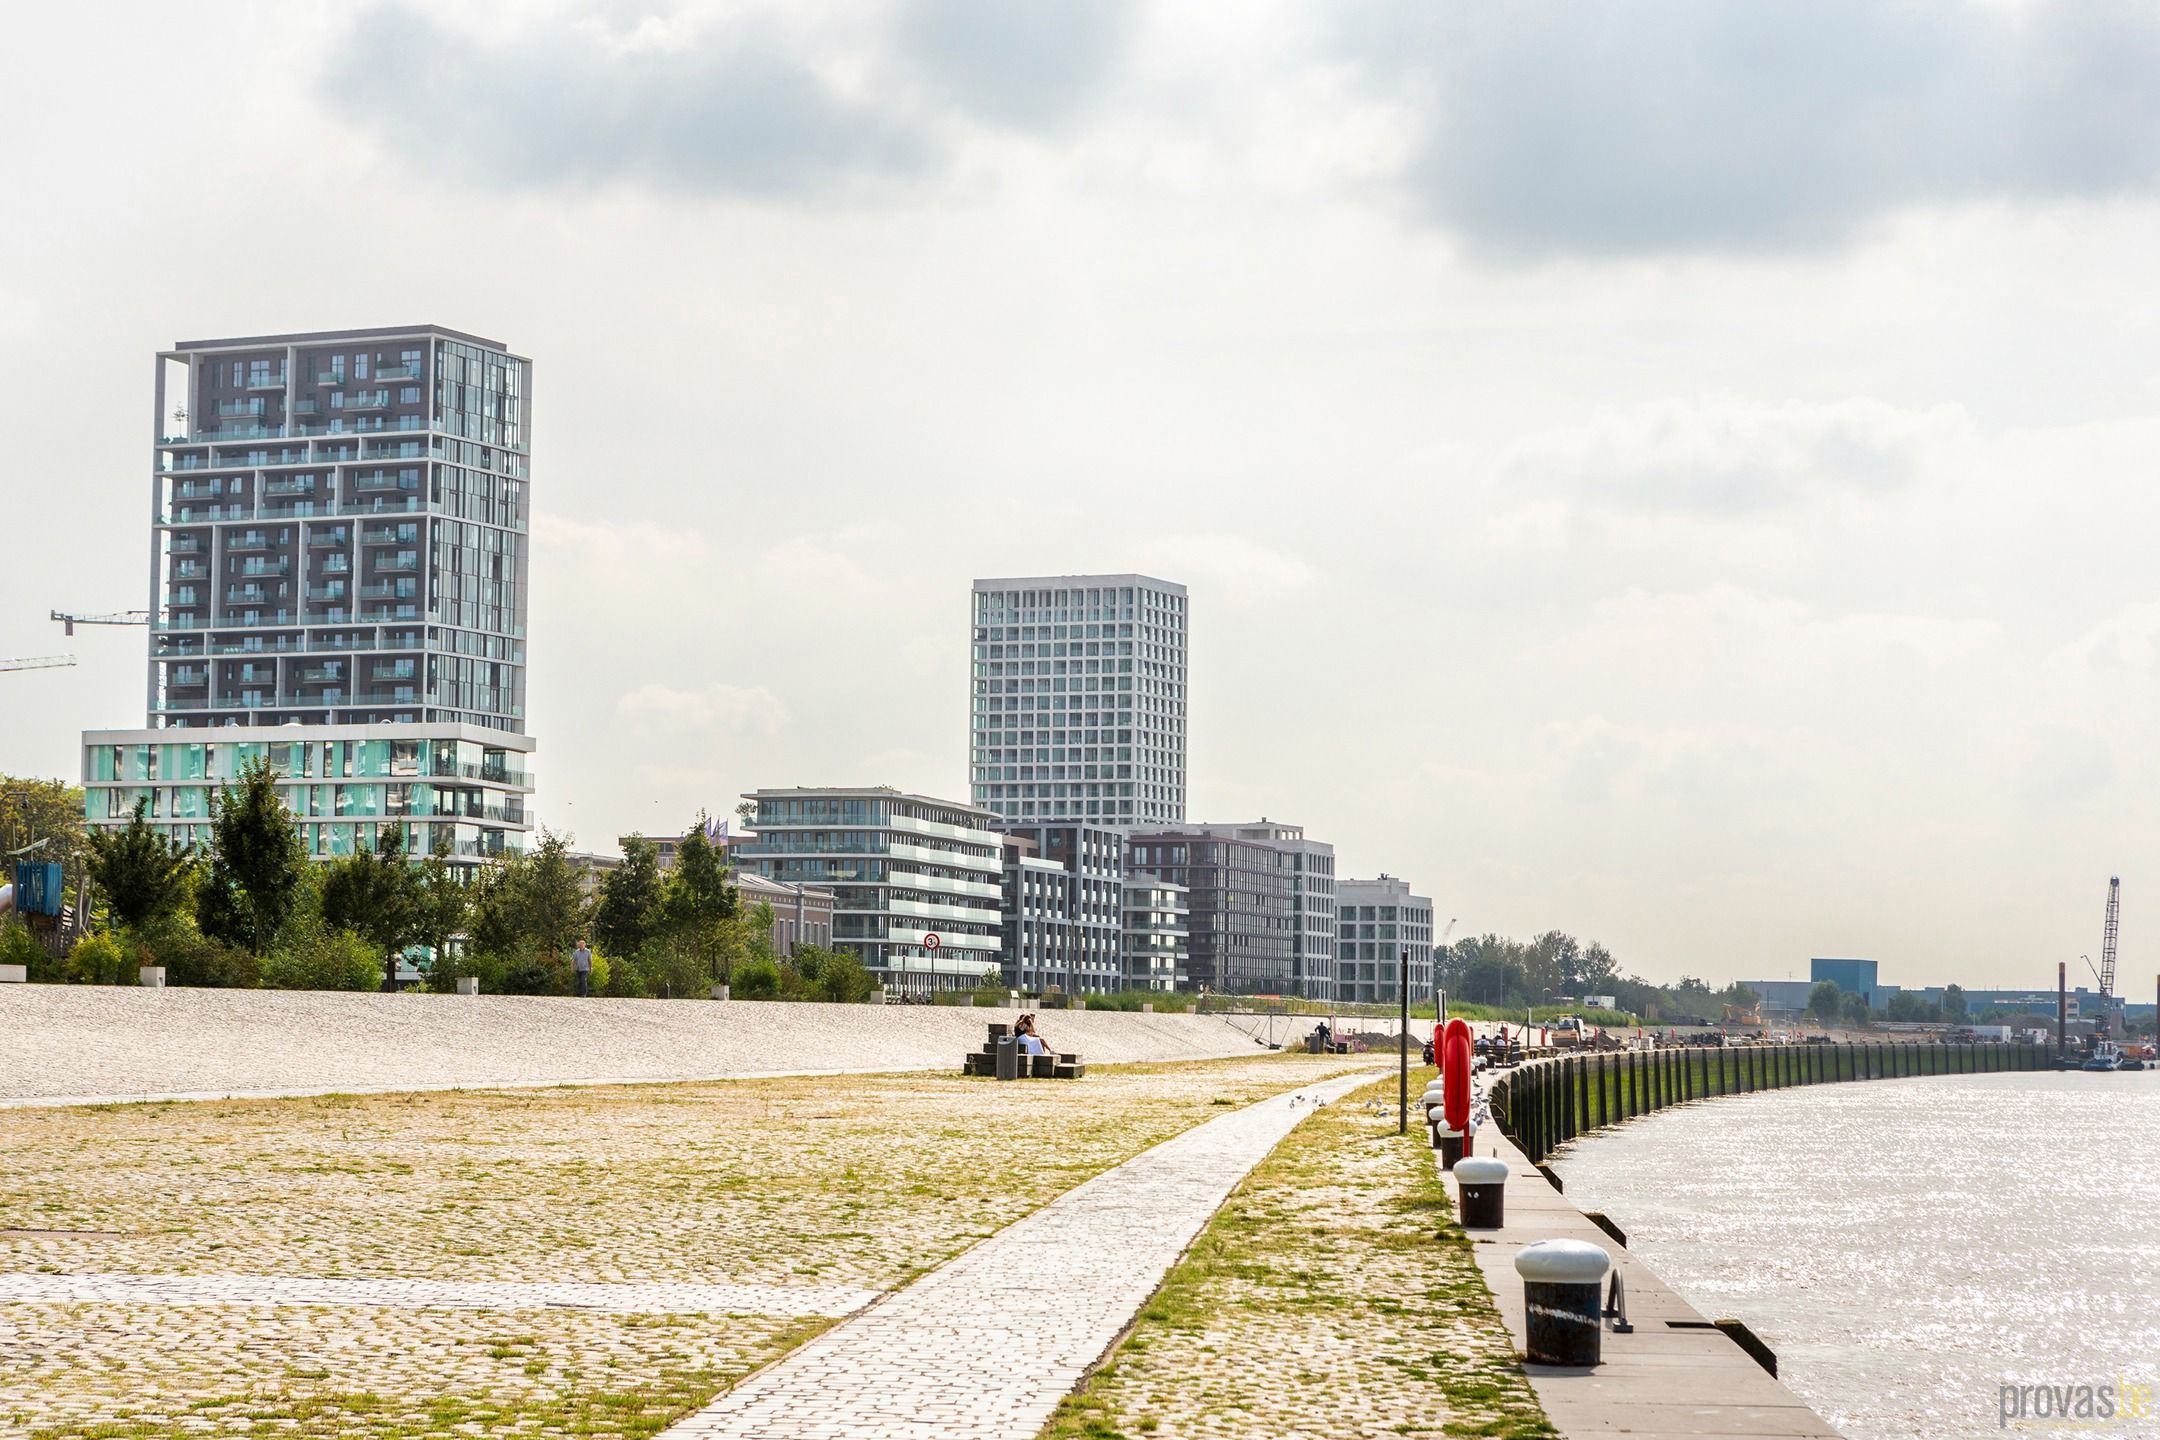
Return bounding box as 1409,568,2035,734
0,655,77,672
2100,877,2121,1000
51,609,150,636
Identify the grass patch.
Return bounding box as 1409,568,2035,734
1041,1071,1554,1440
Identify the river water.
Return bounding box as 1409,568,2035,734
1554,1070,2160,1440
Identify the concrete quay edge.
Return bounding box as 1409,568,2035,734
1444,1117,1846,1440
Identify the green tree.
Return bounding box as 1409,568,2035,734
196,757,308,954
461,829,587,992
794,945,874,1003
593,834,665,957
661,817,740,983
1942,983,1968,1024
1809,980,1843,1025
410,837,470,975
520,829,587,960
321,827,421,992
1841,989,1872,1028
85,798,197,930
0,775,88,874
1887,990,1925,1022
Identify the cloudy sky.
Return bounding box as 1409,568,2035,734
6,0,2160,990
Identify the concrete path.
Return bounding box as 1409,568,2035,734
0,987,1269,1107
662,1068,1380,1440
1444,1070,1843,1439
0,1271,875,1318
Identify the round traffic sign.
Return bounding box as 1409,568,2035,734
923,933,942,951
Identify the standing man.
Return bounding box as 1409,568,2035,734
573,938,593,998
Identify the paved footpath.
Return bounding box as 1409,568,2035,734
664,1067,1381,1440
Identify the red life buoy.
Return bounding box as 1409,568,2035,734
1442,1017,1474,1133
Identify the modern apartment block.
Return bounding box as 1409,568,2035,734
148,325,530,732
996,823,1127,995
1334,875,1435,1006
1190,820,1337,1000
733,787,1004,992
1122,875,1191,991
1126,829,1297,994
84,324,535,860
968,574,1188,829
81,725,532,860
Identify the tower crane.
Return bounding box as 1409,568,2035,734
51,609,150,636
0,655,77,672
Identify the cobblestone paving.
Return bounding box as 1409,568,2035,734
1043,1073,1552,1440
662,1070,1379,1440
1,1055,1377,1438
0,1271,874,1317
0,1302,822,1439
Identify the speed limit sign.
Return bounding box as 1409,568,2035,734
923,933,942,951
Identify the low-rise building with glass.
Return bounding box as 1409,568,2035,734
82,722,532,860
1123,875,1191,991
996,823,1126,995
1334,874,1435,1006
733,787,1003,992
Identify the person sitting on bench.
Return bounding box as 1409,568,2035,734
1015,1013,1051,1056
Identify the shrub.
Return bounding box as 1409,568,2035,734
126,913,259,988
732,956,783,1000
0,919,55,981
260,927,380,992
65,932,132,985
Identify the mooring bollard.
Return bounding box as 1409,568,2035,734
1515,1238,1614,1367
1437,1127,1465,1167
1456,1156,1508,1227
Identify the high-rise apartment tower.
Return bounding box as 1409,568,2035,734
969,574,1187,829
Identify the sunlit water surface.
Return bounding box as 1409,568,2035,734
1555,1072,2160,1440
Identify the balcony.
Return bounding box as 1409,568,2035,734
173,482,225,500
375,555,418,572
362,527,414,545
353,471,417,492
372,662,415,681
169,589,199,607
171,563,205,581
317,556,350,574
264,478,315,497
168,537,202,554
345,394,389,411
226,534,271,551
308,530,349,548
299,667,346,685
225,587,270,605
375,364,420,381
246,372,287,390
361,606,419,622
358,582,413,601
168,668,207,687
214,400,268,419
306,607,352,624
305,585,347,602
233,559,290,577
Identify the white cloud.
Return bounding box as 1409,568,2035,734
1572,584,1997,680
1495,396,1973,515
614,681,788,739
1134,534,1315,606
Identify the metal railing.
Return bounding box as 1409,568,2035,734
1491,1039,2057,1164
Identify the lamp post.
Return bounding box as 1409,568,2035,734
1398,946,1409,1134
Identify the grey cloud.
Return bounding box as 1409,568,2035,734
1341,1,2160,256
321,6,935,197
893,0,1137,132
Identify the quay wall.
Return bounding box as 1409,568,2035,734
1494,1039,2054,1163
